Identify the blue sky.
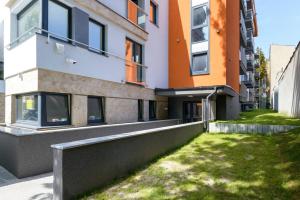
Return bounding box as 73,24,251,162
255,0,300,58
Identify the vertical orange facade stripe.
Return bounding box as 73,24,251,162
125,39,138,83
128,0,138,25
169,0,240,93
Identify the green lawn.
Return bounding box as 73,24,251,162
217,109,300,126
81,131,300,200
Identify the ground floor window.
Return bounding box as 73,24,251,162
16,92,71,126
149,100,157,120
138,99,144,121
42,93,71,126
88,96,105,124
16,94,39,124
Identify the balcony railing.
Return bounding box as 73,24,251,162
126,61,146,85
127,0,147,30
240,0,247,16
240,47,247,74
245,10,254,30
7,27,148,85
240,11,247,47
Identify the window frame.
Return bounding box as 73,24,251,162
16,0,41,38
149,100,157,120
47,0,72,42
41,92,71,126
191,52,209,75
16,93,41,126
138,99,144,122
191,4,209,44
150,0,158,26
87,96,105,124
88,19,106,55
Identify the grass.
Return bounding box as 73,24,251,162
217,109,300,126
81,131,300,200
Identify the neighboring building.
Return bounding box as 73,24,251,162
277,42,300,117
0,9,5,123
239,0,259,111
0,0,258,129
269,44,295,110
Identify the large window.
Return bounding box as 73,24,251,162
48,0,71,40
138,99,144,121
149,100,157,120
42,93,70,126
88,96,105,124
192,5,208,43
17,0,41,37
192,53,208,74
16,94,39,124
150,1,158,25
89,20,105,54
0,62,3,80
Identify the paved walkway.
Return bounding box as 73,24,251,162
0,166,53,200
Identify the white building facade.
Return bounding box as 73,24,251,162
1,0,169,127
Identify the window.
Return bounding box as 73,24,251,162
192,5,208,43
88,96,105,124
138,99,144,121
42,93,70,126
0,62,3,80
192,53,208,74
125,38,145,83
149,100,157,120
17,0,41,37
89,20,105,53
16,94,39,124
150,1,158,25
48,0,71,40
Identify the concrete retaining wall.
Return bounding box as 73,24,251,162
0,119,179,178
209,122,298,134
52,122,203,200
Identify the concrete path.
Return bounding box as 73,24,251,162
0,166,53,200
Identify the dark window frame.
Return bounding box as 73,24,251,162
88,18,106,55
41,92,71,126
191,52,209,75
191,4,209,44
138,99,144,121
149,100,157,120
150,0,158,26
16,0,41,37
16,93,41,126
87,96,105,124
47,0,72,42
0,61,3,80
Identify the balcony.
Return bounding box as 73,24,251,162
241,72,254,88
240,11,247,47
245,10,254,30
246,30,255,52
240,82,248,103
240,0,247,16
127,0,147,30
5,27,147,86
240,47,247,75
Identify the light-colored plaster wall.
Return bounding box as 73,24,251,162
269,45,295,106
278,45,300,117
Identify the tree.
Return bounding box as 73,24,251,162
256,47,267,80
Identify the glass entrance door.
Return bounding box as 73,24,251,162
183,102,203,123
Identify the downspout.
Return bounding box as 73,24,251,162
204,87,218,131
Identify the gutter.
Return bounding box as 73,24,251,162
204,87,218,131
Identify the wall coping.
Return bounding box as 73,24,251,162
52,121,204,150
0,119,180,137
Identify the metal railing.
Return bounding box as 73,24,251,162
127,0,147,29
6,27,148,81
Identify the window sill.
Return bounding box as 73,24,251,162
126,81,146,87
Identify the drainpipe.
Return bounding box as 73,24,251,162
204,87,218,131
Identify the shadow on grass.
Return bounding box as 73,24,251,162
81,131,300,200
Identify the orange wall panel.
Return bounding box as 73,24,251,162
169,0,240,93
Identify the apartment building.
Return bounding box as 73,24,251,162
0,0,258,128
239,0,258,111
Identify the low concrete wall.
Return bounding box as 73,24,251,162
52,122,203,200
209,122,298,134
0,119,179,178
